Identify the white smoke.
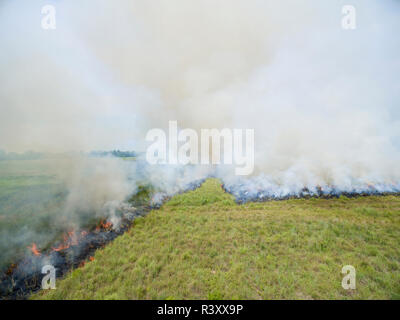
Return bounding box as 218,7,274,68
0,0,399,195
60,156,134,226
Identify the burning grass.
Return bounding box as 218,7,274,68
0,159,204,299
0,160,67,271
0,210,147,299
34,179,400,300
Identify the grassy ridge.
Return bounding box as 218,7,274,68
35,179,400,299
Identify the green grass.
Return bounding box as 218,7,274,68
0,158,146,270
34,178,400,300
0,160,68,269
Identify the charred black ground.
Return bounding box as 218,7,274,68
222,184,400,204
0,206,148,299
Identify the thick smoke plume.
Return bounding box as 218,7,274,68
1,1,400,201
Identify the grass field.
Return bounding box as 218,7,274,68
0,158,140,272
34,179,400,300
0,160,67,269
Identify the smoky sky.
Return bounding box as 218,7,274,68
0,0,399,186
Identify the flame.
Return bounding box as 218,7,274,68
68,231,78,246
102,221,112,229
79,256,94,268
52,243,69,252
96,219,113,231
52,230,81,252
28,243,41,256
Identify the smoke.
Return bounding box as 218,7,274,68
1,1,400,194
59,156,134,228
0,153,213,272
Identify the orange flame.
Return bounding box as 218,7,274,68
52,230,81,252
28,243,41,256
96,219,113,231
52,243,69,252
68,231,78,246
102,221,112,229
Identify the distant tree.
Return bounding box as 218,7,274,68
89,150,137,158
